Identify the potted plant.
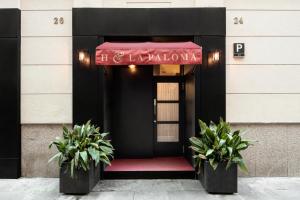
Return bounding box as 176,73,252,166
49,121,114,194
189,118,251,194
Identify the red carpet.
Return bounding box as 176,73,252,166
105,157,194,172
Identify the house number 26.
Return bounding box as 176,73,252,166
54,17,64,25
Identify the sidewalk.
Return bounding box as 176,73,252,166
0,178,299,200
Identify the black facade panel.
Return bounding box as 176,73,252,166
0,9,20,178
194,36,226,130
73,36,104,127
73,8,225,36
73,8,150,36
0,158,20,178
0,39,19,126
150,8,225,36
0,9,20,37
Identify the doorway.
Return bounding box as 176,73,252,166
104,64,194,179
110,64,185,158
153,65,184,156
106,37,193,159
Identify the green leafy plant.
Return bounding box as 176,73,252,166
49,120,114,178
189,118,251,173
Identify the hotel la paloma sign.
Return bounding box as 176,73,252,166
95,42,202,65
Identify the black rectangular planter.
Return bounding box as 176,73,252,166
60,162,101,194
199,161,237,194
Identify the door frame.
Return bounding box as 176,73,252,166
153,75,185,156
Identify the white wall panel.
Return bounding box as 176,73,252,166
0,0,20,8
22,11,72,36
227,94,300,123
21,37,72,65
73,0,104,7
225,0,300,10
74,0,195,8
125,0,194,7
195,0,224,7
226,37,300,65
124,1,171,8
21,0,72,10
73,0,223,8
227,11,300,36
21,65,72,94
227,65,300,94
21,94,72,124
21,0,73,124
226,3,300,123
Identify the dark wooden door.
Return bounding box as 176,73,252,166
111,66,154,158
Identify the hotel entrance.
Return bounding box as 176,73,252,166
73,8,225,178
100,64,195,178
94,40,200,178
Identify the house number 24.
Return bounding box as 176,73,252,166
54,17,64,25
233,17,243,24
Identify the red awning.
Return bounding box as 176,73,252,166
95,42,202,65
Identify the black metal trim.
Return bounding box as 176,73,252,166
157,100,179,103
156,121,179,124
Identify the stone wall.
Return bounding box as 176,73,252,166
233,124,300,177
21,125,69,177
21,124,300,177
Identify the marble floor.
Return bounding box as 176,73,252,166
0,178,300,200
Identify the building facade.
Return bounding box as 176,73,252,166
0,0,300,178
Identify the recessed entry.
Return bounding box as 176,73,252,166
154,64,181,76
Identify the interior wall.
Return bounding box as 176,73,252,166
184,70,195,164
111,66,154,158
103,67,113,133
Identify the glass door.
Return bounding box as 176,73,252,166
154,79,183,156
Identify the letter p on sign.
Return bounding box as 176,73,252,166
233,43,245,57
